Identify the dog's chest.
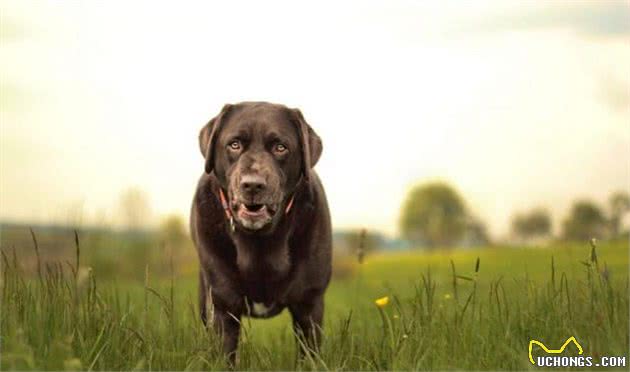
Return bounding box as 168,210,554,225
237,242,288,272
236,247,291,302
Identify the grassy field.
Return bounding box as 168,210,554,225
1,239,628,370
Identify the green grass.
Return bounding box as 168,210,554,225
1,240,628,370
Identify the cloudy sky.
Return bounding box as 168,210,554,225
1,1,628,238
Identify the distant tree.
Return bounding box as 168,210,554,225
158,214,187,249
562,200,606,241
511,208,551,241
463,216,491,246
609,191,630,237
119,187,152,230
400,182,467,248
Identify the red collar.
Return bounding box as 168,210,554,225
218,188,295,232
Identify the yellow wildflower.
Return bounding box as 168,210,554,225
375,296,389,307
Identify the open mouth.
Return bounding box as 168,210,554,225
243,203,265,213
238,203,277,216
233,202,278,230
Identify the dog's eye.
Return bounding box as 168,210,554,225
274,143,287,154
228,140,241,151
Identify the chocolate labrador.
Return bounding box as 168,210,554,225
190,102,332,364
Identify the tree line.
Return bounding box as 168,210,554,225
511,191,628,242
400,182,629,248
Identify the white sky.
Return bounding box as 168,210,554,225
1,1,629,238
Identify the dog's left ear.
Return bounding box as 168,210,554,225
199,104,233,174
290,108,322,182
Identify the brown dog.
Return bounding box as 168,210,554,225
190,102,332,364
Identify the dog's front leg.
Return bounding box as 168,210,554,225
212,307,241,366
198,270,210,326
289,293,324,357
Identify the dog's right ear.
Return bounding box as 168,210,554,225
199,104,233,174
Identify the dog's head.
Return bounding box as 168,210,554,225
199,102,322,233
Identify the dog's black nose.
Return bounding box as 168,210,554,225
240,174,266,195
